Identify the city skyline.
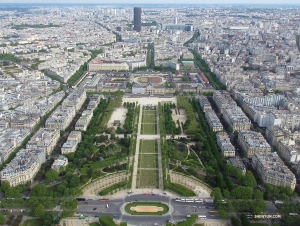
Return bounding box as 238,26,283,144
0,0,299,5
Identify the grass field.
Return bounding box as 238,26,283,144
138,77,149,83
140,140,157,153
22,219,44,226
141,123,156,135
138,154,157,168
89,223,100,226
144,109,156,114
142,114,156,123
137,169,158,188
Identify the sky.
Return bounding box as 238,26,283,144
0,0,299,5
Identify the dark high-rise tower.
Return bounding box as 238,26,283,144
133,7,141,32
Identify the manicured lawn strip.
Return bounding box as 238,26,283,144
138,154,156,168
141,123,156,134
142,114,156,123
125,202,169,215
144,109,156,114
140,140,157,153
137,169,158,188
22,219,44,226
89,223,100,226
250,224,268,226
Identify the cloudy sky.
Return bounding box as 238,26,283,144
0,0,298,4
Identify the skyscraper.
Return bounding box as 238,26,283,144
133,7,141,32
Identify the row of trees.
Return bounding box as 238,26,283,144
67,49,103,86
177,97,199,134
163,103,181,135
122,102,135,134
99,181,127,195
191,49,226,90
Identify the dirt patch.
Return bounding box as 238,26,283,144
107,107,127,128
130,206,164,212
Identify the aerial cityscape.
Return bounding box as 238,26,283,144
0,2,300,226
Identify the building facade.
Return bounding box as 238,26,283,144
238,130,271,158
252,152,296,190
216,132,235,157
133,7,142,32
0,149,45,187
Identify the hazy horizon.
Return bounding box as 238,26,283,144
0,0,299,5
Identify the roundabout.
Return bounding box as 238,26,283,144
125,202,169,215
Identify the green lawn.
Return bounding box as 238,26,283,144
90,223,100,226
250,224,268,226
22,219,44,226
137,169,158,188
138,154,157,168
144,109,156,114
140,140,157,153
142,114,156,123
141,123,156,134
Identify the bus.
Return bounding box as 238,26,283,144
289,213,298,216
195,199,204,203
209,211,218,215
99,198,109,201
198,215,207,219
76,198,86,201
274,200,284,205
185,199,194,203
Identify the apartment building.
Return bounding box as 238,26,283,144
223,107,251,132
227,157,246,174
61,131,81,154
216,132,235,157
213,90,237,114
45,106,76,131
0,128,31,164
266,126,300,146
86,94,102,111
198,96,212,112
62,89,86,112
238,130,271,158
26,128,60,156
52,155,68,171
277,139,300,163
88,59,129,71
205,110,223,132
75,110,93,131
252,152,296,190
0,149,45,187
0,111,40,132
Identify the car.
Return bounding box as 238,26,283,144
93,208,97,210
152,194,155,196
95,215,99,217
193,209,197,212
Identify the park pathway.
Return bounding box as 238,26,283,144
131,105,143,191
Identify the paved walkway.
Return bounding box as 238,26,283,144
131,106,143,191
